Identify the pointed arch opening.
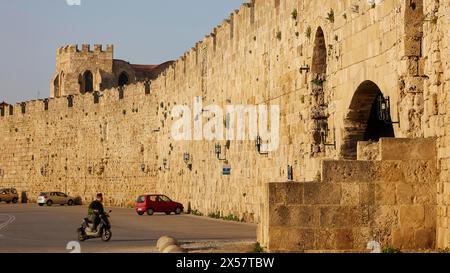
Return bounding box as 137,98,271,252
311,27,327,74
310,27,329,155
81,70,94,93
53,75,61,97
118,72,129,87
341,81,395,159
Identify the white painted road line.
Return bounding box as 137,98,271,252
0,214,16,232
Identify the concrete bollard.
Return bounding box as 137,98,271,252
162,245,187,253
157,236,178,252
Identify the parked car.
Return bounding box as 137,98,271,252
37,192,75,206
0,188,19,204
135,194,183,216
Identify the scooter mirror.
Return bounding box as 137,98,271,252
109,210,112,213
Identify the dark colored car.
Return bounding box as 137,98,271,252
135,194,183,216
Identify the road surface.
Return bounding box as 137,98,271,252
0,204,256,253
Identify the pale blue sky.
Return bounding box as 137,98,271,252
0,0,244,103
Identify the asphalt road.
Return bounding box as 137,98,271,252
0,204,257,253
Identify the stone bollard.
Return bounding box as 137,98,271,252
157,236,178,252
162,245,187,253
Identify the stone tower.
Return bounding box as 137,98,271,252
51,44,114,97
51,44,172,98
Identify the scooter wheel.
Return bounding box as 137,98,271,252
102,229,112,242
77,229,86,242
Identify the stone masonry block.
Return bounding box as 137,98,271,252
414,228,436,249
304,183,341,205
400,205,425,229
320,206,370,229
392,227,415,249
341,183,360,206
269,182,303,205
321,160,376,183
379,138,436,161
396,183,414,205
374,183,397,205
288,206,320,228
269,205,289,227
269,227,315,252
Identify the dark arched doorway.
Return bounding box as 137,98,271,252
53,75,60,97
310,27,329,155
81,71,93,93
341,81,395,159
118,72,129,87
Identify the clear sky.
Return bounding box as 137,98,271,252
0,0,244,104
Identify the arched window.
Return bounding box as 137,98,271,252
81,71,94,93
311,27,327,74
60,72,65,95
53,75,60,97
310,27,329,156
118,72,129,87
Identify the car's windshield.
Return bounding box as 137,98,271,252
136,196,146,203
39,192,48,196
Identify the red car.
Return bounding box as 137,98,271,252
135,194,184,216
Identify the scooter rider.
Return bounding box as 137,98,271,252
88,193,105,232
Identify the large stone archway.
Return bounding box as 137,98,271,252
341,81,395,159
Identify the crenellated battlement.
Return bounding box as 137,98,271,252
0,80,152,120
57,44,114,56
3,0,448,253
160,0,260,83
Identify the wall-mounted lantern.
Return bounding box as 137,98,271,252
223,165,231,176
183,153,191,164
287,165,294,181
214,144,227,161
320,124,337,149
299,65,310,74
377,95,399,125
183,153,193,170
162,158,170,170
255,136,269,155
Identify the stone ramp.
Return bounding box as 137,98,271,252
259,138,437,252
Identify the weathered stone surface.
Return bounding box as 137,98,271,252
264,137,437,252
1,0,448,252
319,206,370,229
380,138,437,161
304,183,341,205
400,206,425,229
269,227,315,252
357,141,380,161
340,183,360,206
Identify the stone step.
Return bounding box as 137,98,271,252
357,138,436,161
320,159,436,184
378,138,436,161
